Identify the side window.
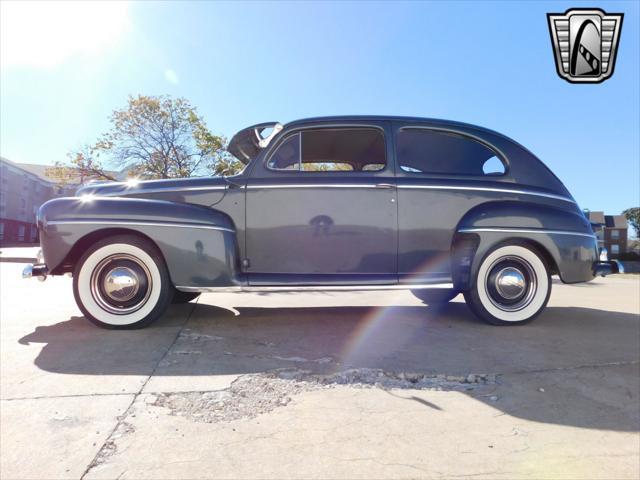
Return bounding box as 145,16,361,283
267,128,386,172
267,134,300,170
397,129,505,176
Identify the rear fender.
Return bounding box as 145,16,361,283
453,201,597,286
38,197,241,288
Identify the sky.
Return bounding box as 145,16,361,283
1,0,638,216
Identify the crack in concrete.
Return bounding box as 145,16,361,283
1,392,136,402
506,360,640,376
80,299,199,479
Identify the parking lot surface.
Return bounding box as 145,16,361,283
1,258,639,479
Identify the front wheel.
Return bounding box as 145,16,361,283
73,235,173,329
464,244,551,326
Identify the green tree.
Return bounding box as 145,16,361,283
53,95,241,181
622,207,640,236
47,145,117,185
209,139,244,177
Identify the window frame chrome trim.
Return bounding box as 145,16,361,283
263,124,389,174
45,220,235,233
458,227,595,239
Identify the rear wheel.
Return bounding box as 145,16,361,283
463,244,551,325
412,289,458,304
73,235,173,329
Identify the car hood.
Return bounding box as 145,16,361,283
76,177,229,198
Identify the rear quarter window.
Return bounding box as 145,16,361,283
397,129,506,176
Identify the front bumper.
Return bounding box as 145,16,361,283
22,263,48,281
22,248,48,281
593,262,613,277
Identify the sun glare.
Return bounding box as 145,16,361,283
1,1,130,69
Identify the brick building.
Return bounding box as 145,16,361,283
587,211,628,258
0,157,76,245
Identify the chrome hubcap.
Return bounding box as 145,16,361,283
485,256,537,312
90,254,152,315
495,267,526,300
103,267,140,302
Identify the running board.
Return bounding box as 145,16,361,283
176,283,454,293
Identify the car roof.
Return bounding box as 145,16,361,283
284,115,506,138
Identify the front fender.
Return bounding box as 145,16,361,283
456,201,597,284
38,197,241,288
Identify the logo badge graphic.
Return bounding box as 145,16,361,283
547,8,623,83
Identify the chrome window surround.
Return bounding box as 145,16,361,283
45,220,235,233
263,124,389,174
458,227,595,239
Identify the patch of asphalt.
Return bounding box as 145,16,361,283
151,368,499,424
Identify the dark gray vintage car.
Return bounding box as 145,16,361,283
24,116,611,328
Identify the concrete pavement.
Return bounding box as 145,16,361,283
1,259,639,479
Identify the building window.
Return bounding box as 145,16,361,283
18,225,25,241
0,222,4,240
611,229,620,239
611,244,620,255
30,225,38,242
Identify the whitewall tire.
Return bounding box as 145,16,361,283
73,235,173,329
464,244,551,325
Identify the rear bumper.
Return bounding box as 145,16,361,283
22,263,48,281
593,262,612,277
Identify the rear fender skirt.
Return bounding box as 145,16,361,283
38,197,241,288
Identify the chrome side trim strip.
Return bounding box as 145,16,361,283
247,184,380,190
458,227,596,239
176,283,454,293
245,183,575,203
397,185,575,203
46,220,235,233
98,186,228,197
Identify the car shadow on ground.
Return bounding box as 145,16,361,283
18,302,640,432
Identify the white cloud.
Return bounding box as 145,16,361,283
0,1,130,69
164,69,179,84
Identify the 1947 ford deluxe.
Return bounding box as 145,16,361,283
23,116,611,328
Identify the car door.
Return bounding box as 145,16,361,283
245,122,398,285
393,121,509,285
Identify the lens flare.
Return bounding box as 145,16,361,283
339,252,453,368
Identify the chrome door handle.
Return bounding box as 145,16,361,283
375,183,395,189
